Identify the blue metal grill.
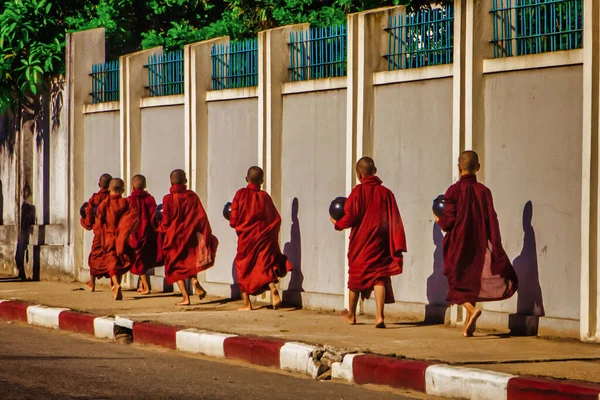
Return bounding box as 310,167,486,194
289,25,347,82
90,60,120,104
385,7,454,70
211,38,259,90
145,50,184,97
491,0,583,58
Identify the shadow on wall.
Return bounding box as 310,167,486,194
424,222,448,324
509,201,545,336
230,261,241,300
15,187,36,281
283,197,304,307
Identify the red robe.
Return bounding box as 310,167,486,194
127,189,159,276
437,174,518,305
335,175,407,303
154,184,218,284
230,183,292,295
80,188,110,278
95,194,139,278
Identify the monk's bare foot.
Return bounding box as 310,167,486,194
463,308,482,337
193,280,207,300
137,287,144,293
272,290,282,310
375,320,386,329
176,299,191,306
85,280,95,292
341,309,356,325
237,305,253,311
112,284,122,301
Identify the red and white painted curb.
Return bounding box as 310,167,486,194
332,353,600,400
1,299,599,399
0,300,321,380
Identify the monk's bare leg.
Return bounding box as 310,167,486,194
374,284,386,329
139,275,150,295
175,280,191,306
462,302,482,337
269,282,282,310
137,276,144,293
111,275,122,301
191,277,207,300
238,292,252,311
462,305,472,336
341,290,359,325
85,276,95,292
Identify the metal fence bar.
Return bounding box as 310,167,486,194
288,24,347,82
90,60,120,104
490,0,583,58
144,50,184,97
384,6,454,71
210,38,259,90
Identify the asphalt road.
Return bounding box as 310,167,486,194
0,321,430,399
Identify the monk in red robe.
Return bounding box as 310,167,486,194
229,166,292,311
154,169,218,306
436,151,518,337
95,178,139,300
127,174,159,295
332,157,407,328
81,173,112,292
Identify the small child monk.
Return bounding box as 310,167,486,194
127,174,159,295
154,169,218,306
229,166,292,311
332,157,407,328
435,150,518,337
81,173,112,291
95,178,139,300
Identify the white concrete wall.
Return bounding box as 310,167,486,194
484,66,583,321
373,78,454,307
280,89,348,306
0,146,17,225
82,110,121,270
0,114,18,225
140,105,186,199
204,98,259,293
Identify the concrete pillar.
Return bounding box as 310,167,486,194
120,47,162,193
581,0,600,342
464,0,492,180
66,28,105,279
448,0,493,326
345,6,397,310
258,23,308,211
184,37,229,200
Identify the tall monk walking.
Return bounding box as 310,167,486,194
127,174,159,295
81,173,112,292
332,157,407,328
95,178,139,300
435,151,518,337
154,169,218,306
229,166,292,311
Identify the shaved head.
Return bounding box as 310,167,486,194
132,174,147,190
459,151,480,174
109,178,125,194
246,166,264,184
99,173,113,189
170,169,187,185
356,156,377,177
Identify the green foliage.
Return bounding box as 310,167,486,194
0,0,450,111
0,0,67,112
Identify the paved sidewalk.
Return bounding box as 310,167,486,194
1,277,599,385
